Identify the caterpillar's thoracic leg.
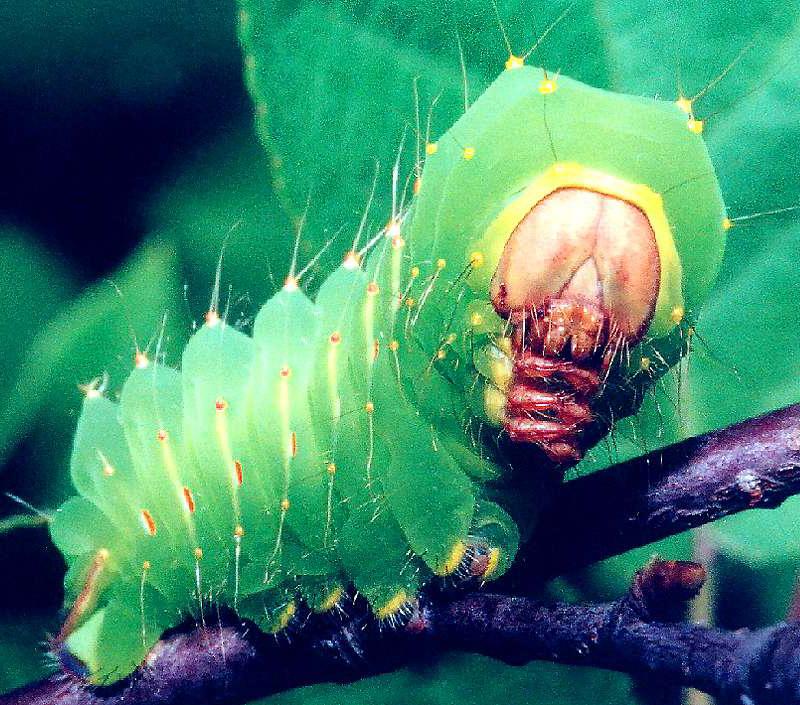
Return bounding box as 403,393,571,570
503,307,607,463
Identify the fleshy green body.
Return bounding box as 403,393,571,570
51,64,725,683
52,247,519,682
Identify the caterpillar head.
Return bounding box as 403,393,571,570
406,66,727,464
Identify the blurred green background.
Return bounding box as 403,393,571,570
1,1,798,702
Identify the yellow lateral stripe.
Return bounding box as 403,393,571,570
473,162,684,338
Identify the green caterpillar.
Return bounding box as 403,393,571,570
49,61,726,683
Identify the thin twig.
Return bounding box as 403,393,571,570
508,403,800,587
4,405,800,705
6,560,800,705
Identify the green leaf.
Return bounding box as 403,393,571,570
0,241,189,503
146,123,296,311
0,0,241,107
237,0,611,245
679,16,800,590
597,0,798,116
711,517,800,628
569,5,800,473
685,220,800,434
0,229,75,405
0,612,58,692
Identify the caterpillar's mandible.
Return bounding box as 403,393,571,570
49,62,725,682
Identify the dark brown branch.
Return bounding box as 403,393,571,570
5,405,800,705
6,560,800,705
510,403,800,585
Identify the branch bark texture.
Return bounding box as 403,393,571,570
515,403,800,583
6,561,800,705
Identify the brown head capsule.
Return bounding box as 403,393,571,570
489,187,661,464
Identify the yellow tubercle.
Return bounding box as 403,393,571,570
375,590,408,619
483,548,501,579
436,540,467,576
675,96,693,114
134,351,149,369
497,336,513,357
425,142,438,155
316,586,344,613
484,385,507,426
269,601,297,632
80,377,104,399
490,357,513,391
462,147,476,160
505,54,524,71
722,217,733,231
343,251,361,269
687,117,704,134
538,78,557,95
